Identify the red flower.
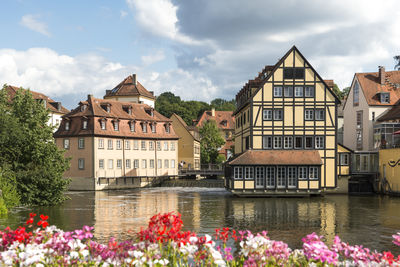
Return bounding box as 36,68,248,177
40,214,49,221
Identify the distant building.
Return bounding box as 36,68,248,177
170,113,201,170
4,85,69,130
343,67,400,151
337,101,345,144
195,108,234,159
104,74,156,108
225,46,340,196
54,95,178,190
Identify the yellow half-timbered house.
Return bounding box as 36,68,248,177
225,46,340,196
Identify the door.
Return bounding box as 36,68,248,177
255,167,264,188
287,167,297,188
266,167,275,189
277,167,286,189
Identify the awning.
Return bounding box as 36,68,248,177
394,130,400,135
228,150,323,165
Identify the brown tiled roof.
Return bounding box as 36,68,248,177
323,80,335,89
54,95,178,139
196,110,235,130
228,150,323,165
356,70,400,106
219,139,233,156
377,103,400,121
4,85,69,114
104,74,155,100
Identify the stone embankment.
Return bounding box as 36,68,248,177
160,178,225,188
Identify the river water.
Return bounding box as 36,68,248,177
1,187,399,254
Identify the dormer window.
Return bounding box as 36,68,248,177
151,123,156,133
101,104,111,113
123,106,132,115
100,119,106,130
80,104,86,112
113,120,119,131
130,121,135,132
380,92,390,104
82,120,88,130
141,122,147,133
165,124,170,133
145,108,154,117
65,121,70,131
221,120,227,127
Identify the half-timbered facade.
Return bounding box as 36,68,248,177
226,46,340,196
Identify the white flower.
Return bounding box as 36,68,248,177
189,236,198,244
70,251,79,259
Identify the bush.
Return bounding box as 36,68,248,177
0,165,20,209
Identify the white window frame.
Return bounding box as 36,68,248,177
164,159,169,169
65,121,70,131
126,159,131,169
108,139,113,150
98,138,104,149
244,167,253,180
284,136,293,149
142,159,147,169
340,154,349,166
164,141,169,151
130,122,135,132
234,167,242,179
113,121,119,131
298,167,307,180
149,141,154,151
309,167,319,180
134,159,139,169
263,136,272,149
277,167,286,188
171,159,175,169
305,86,314,97
63,139,70,149
266,167,275,188
133,140,139,150
125,140,130,150
284,86,293,97
82,120,88,130
150,159,155,169
141,141,147,150
99,159,104,169
117,159,122,169
116,140,122,150
273,109,283,120
141,123,147,133
295,86,303,97
151,124,156,133
108,159,113,169
315,136,324,149
171,142,175,151
78,158,85,170
287,167,297,188
273,86,283,97
78,138,85,149
305,109,314,120
158,159,162,169
100,120,106,130
316,109,324,120
263,109,272,120
273,136,282,149
157,141,161,151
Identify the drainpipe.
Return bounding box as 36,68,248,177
122,138,125,178
155,140,158,177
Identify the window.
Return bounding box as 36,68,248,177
157,141,161,151
284,86,293,97
274,109,283,120
98,139,104,149
113,121,119,131
100,120,106,130
340,154,349,166
78,138,85,149
277,167,286,188
108,139,113,150
82,120,88,130
245,136,250,150
266,167,275,188
305,136,313,149
63,139,70,149
130,121,135,132
149,141,154,150
283,68,305,79
150,159,155,168
305,109,314,120
234,167,242,179
356,129,362,150
263,109,272,120
380,92,390,104
165,124,170,133
372,112,375,122
164,141,169,150
171,142,176,151
164,159,169,168
315,109,324,120
298,167,307,180
263,136,272,149
126,159,131,169
141,141,147,150
171,159,175,169
309,167,318,180
315,136,324,149
142,159,147,169
244,167,253,179
78,158,85,170
158,159,162,169
295,86,303,97
116,140,122,150
125,140,130,150
99,159,104,169
273,136,282,149
151,123,156,133
134,159,139,169
353,81,359,105
356,111,363,150
117,159,122,169
305,86,314,97
141,123,147,133
65,121,70,131
284,136,293,149
356,111,363,128
273,86,283,97
295,136,303,149
108,159,113,169
288,167,296,188
133,140,139,150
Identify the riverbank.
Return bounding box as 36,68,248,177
160,178,225,188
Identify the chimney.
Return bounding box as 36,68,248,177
132,74,137,85
379,66,385,85
211,108,215,117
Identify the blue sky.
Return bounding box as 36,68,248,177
1,0,400,109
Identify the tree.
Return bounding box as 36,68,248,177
210,98,236,111
199,120,225,164
394,55,400,70
0,85,70,206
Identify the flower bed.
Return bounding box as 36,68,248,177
0,212,399,266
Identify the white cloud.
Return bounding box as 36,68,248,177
141,50,165,66
120,10,128,18
20,14,50,37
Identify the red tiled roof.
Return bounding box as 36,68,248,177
377,103,400,121
219,139,233,156
228,150,323,165
104,74,155,99
196,110,234,130
4,85,69,114
356,70,400,106
54,95,178,139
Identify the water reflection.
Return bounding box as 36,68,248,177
0,188,399,254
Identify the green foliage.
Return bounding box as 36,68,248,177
155,92,235,125
0,85,70,206
332,84,349,100
394,55,400,70
0,165,20,208
0,198,7,216
215,154,226,164
199,120,225,164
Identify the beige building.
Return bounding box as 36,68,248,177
170,113,201,170
343,67,400,151
104,74,156,108
54,95,178,190
226,46,340,196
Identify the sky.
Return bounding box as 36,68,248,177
1,0,400,109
